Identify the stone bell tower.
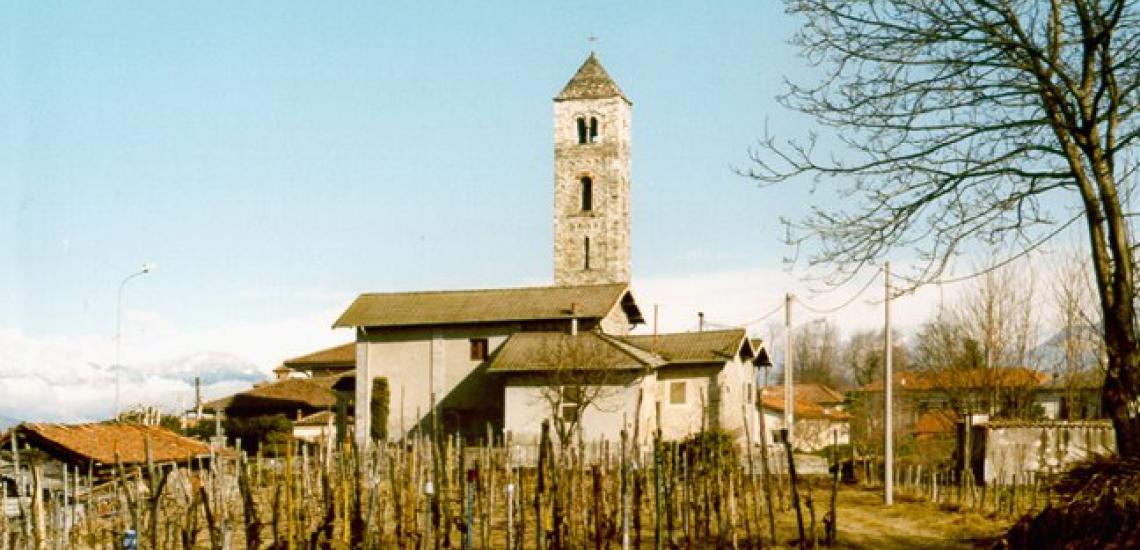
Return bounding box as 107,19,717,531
553,53,632,286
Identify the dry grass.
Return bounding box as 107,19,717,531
796,487,1012,550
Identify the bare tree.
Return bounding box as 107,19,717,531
793,319,845,387
910,266,1041,418
843,329,909,387
1051,248,1108,417
529,333,638,448
749,0,1140,455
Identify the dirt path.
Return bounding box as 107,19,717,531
770,487,1013,550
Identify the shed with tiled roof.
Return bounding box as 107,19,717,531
1,423,211,476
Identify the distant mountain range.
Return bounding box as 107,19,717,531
1030,325,1103,374
137,351,266,385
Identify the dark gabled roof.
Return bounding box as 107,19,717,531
620,329,752,365
283,342,355,369
486,331,663,373
333,283,643,328
203,374,348,413
555,53,630,103
3,423,210,466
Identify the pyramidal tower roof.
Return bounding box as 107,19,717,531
556,53,630,103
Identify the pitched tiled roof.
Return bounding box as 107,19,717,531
486,331,664,373
283,342,355,368
858,367,1049,392
556,53,630,103
765,384,846,405
6,423,210,466
757,389,847,420
203,374,347,413
620,329,751,364
334,283,643,328
915,410,958,436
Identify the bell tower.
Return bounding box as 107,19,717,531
553,53,632,286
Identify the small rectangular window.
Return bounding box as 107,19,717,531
670,381,686,405
562,404,579,422
469,338,488,361
561,385,582,422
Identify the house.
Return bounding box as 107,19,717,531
849,367,1087,443
486,330,661,445
202,374,348,420
758,384,850,452
485,328,764,445
620,330,764,443
1,423,211,480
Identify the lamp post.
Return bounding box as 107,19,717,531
114,263,154,420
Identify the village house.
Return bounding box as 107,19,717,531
758,384,851,452
849,367,1100,440
486,328,765,445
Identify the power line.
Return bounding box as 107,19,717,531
794,267,883,315
891,212,1083,287
734,299,786,327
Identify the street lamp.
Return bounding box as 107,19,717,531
114,263,154,419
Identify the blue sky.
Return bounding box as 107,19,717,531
0,3,1071,420
2,2,805,336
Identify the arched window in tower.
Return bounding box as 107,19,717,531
589,117,599,143
580,176,593,211
584,237,591,270
577,118,588,144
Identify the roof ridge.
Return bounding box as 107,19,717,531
595,332,666,367
625,328,746,338
354,282,627,298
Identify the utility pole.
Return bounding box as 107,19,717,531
884,263,894,506
784,293,794,444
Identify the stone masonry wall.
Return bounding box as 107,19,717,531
553,95,631,286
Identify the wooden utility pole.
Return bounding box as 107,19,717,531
884,262,894,506
784,293,795,443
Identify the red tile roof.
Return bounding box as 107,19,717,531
758,388,850,420
5,423,210,467
859,367,1048,392
915,410,959,436
766,384,846,405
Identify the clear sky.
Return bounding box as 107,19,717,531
0,2,1076,421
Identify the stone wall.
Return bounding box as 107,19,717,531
973,420,1116,483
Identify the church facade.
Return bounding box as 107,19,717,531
335,54,765,447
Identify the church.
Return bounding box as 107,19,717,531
334,54,766,446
